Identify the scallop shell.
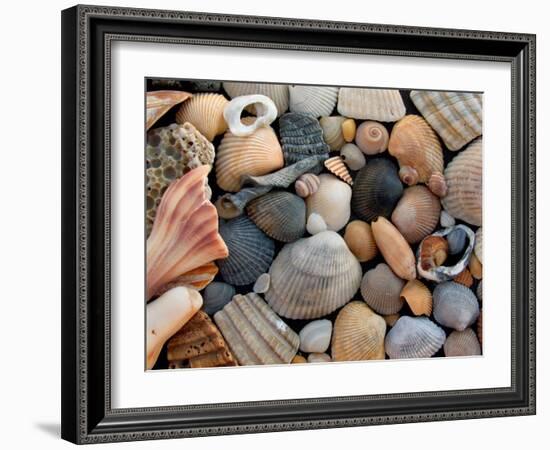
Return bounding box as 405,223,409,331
475,227,483,264
203,281,236,315
433,282,480,331
223,82,289,116
355,121,389,155
324,156,353,185
223,94,277,136
306,174,352,232
265,231,362,319
146,90,191,130
441,138,483,226
214,293,299,365
341,119,356,142
279,113,330,165
337,88,406,121
289,85,339,117
215,122,284,192
385,316,446,359
453,268,474,288
253,273,271,294
391,185,441,244
217,216,275,286
340,143,366,171
360,263,405,315
320,116,346,150
371,217,416,281
444,328,481,357
299,319,332,354
294,173,321,198
175,93,228,141
246,191,306,242
351,158,403,222
332,302,386,361
400,279,432,316
410,90,482,151
343,220,377,262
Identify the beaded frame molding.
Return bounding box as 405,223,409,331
61,4,536,444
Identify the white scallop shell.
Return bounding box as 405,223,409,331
289,85,339,117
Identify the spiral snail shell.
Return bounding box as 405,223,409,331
355,121,389,155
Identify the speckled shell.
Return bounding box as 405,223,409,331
202,281,236,315
332,302,386,361
246,191,306,242
217,216,275,286
306,174,352,232
385,316,446,359
442,138,483,226
279,113,330,165
371,217,416,281
324,156,353,185
344,220,377,262
391,186,441,244
355,121,389,155
320,116,346,150
400,279,432,316
146,90,191,130
337,88,406,121
340,143,366,171
294,173,320,198
175,93,228,141
215,123,284,192
289,85,339,117
214,293,299,365
223,82,289,117
410,90,482,151
475,227,483,264
360,263,405,315
444,328,481,357
433,282,480,331
299,319,332,354
351,158,403,222
265,231,362,319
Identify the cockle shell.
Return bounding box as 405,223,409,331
475,227,483,264
443,328,481,357
385,316,446,359
351,158,403,222
400,279,432,316
433,281,480,331
340,143,366,171
306,213,327,235
223,94,277,136
214,293,299,365
299,319,332,353
217,216,275,286
175,93,228,141
154,261,218,295
341,118,356,142
308,353,332,363
453,268,474,288
146,90,191,130
360,263,405,315
146,166,229,300
265,231,362,319
279,113,330,165
306,174,352,232
343,220,377,262
441,138,483,226
203,281,236,315
289,85,339,117
246,191,306,242
371,217,416,281
324,156,353,185
223,82,289,116
410,90,483,151
355,121,389,155
337,88,406,121
320,116,346,150
419,236,449,271
295,173,321,198
332,302,386,361
391,185,441,244
253,273,271,294
215,122,284,192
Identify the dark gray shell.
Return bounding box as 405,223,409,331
279,113,330,165
351,158,403,222
433,282,480,331
385,316,446,359
202,281,236,315
218,216,275,286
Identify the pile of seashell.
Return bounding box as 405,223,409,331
145,79,483,370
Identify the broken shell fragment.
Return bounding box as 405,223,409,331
400,279,433,316
223,94,277,136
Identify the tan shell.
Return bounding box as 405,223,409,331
469,253,483,279
324,156,353,185
361,263,405,315
475,227,483,264
337,88,406,121
428,172,448,197
384,314,400,327
306,174,352,232
419,236,449,271
295,173,321,198
146,90,191,130
292,355,308,364
444,328,481,357
175,93,228,141
155,262,218,295
355,121,389,155
332,302,386,361
343,220,377,262
320,116,346,150
453,268,474,288
400,279,432,316
223,82,289,116
340,143,366,171
371,217,416,280
341,118,356,142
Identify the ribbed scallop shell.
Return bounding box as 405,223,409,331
360,263,405,315
337,88,406,121
355,121,389,155
441,138,483,226
475,227,483,264
215,123,284,192
175,93,228,141
203,281,236,315
385,316,446,359
279,113,330,165
214,293,299,365
410,90,482,151
391,185,441,244
400,279,432,316
246,191,306,242
306,174,352,231
331,302,386,361
344,220,377,262
223,82,289,116
289,85,339,117
146,90,191,130
217,216,275,286
444,328,481,357
351,158,403,222
320,116,346,150
324,156,353,185
340,143,366,171
294,173,320,198
265,231,362,319
433,282,480,331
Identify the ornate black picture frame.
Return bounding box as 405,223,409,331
61,4,536,444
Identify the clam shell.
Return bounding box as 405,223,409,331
289,85,339,117
246,191,306,242
443,328,481,357
223,82,289,116
453,268,474,288
360,263,405,315
215,122,284,192
265,231,362,319
351,158,403,222
308,353,332,363
218,216,276,286
306,213,328,235
299,319,332,353
175,93,228,141
214,293,299,365
223,94,277,136
371,217,416,281
410,90,482,151
341,119,356,142
400,279,432,316
391,185,441,244
332,302,386,361
343,220,377,262
355,121,389,155
475,227,483,264
295,173,321,198
253,273,271,294
337,88,406,121
279,113,330,165
324,156,353,185
306,174,352,232
340,143,366,171
146,90,191,130
433,281,480,331
203,281,236,315
320,116,346,150
441,138,483,226
385,316,446,359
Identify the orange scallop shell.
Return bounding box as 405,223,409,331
176,93,228,141
400,279,433,316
